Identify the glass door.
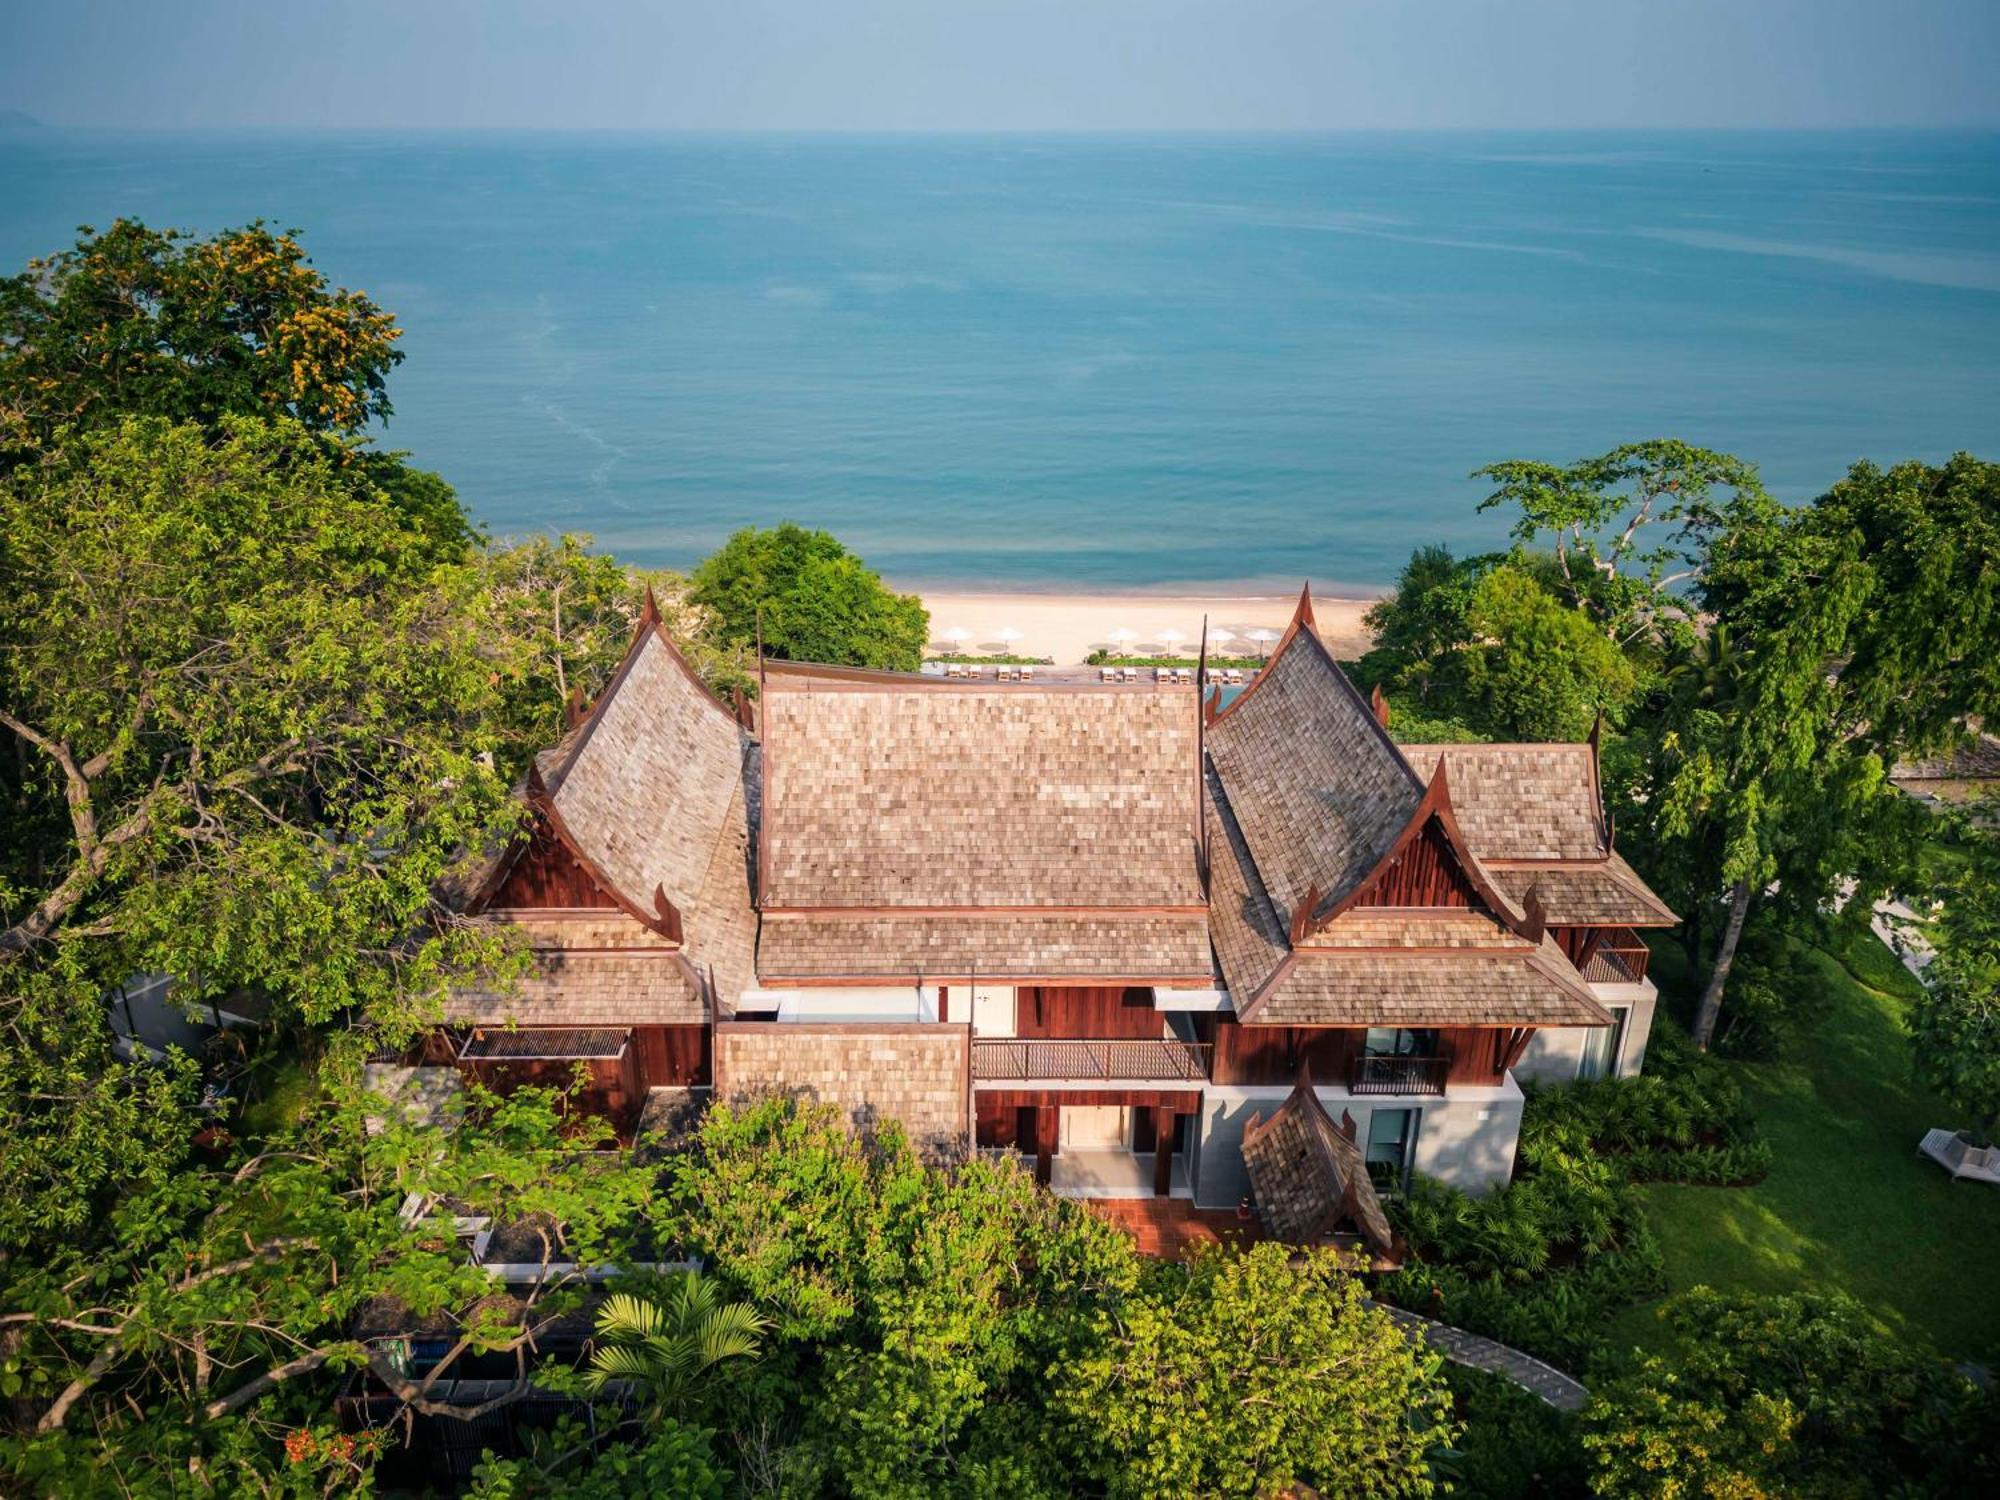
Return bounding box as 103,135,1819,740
1364,1108,1419,1192
1577,1007,1629,1081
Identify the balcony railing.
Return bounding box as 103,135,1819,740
1348,1053,1449,1097
972,1037,1211,1082
1582,939,1652,985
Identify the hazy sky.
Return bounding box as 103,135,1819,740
5,0,1998,132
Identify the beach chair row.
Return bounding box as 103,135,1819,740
942,662,1035,681
1096,666,1251,686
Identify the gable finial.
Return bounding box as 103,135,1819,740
640,585,662,627
1521,883,1547,945
1369,682,1391,729
1295,581,1317,629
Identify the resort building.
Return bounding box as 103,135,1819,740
435,586,1675,1256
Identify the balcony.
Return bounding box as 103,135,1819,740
1581,935,1652,985
972,1037,1211,1083
1348,1053,1449,1097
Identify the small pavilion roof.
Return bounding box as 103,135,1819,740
1240,1075,1400,1265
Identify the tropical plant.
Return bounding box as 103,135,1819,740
1456,564,1638,740
582,1275,770,1418
1909,823,2000,1143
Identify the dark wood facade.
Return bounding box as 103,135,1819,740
485,823,624,911
1193,1015,1512,1089
1014,985,1166,1039
1352,819,1478,909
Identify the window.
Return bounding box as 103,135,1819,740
1577,1007,1629,1081
1365,1108,1419,1193
1363,1027,1439,1058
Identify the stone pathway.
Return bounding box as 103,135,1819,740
1374,1304,1591,1413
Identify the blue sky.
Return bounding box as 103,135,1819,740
5,0,1998,131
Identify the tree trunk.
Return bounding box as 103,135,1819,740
1692,877,1753,1051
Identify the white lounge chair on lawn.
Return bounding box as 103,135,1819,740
1918,1128,2000,1185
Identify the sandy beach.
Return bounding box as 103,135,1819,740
915,590,1378,665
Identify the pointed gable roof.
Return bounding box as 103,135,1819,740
531,591,752,937
1240,1073,1400,1265
1204,587,1426,925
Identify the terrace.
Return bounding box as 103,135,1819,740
971,1036,1211,1082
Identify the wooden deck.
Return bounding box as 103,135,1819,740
1086,1198,1264,1259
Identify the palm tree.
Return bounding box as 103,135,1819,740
582,1273,769,1416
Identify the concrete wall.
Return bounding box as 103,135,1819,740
1514,983,1658,1085
1191,1079,1525,1210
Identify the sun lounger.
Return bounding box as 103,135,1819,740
1018,666,1033,682
1154,666,1170,683
1176,668,1193,684
1919,1128,2000,1185
1226,668,1243,685
1121,667,1138,684
1100,666,1118,683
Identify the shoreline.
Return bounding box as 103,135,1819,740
915,588,1378,666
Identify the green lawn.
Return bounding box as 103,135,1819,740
1609,929,2000,1362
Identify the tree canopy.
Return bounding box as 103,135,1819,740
0,219,403,460
689,523,930,672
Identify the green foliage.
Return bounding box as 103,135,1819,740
1360,543,1496,690
467,1417,730,1499
1441,1365,1589,1500
1457,565,1637,740
1581,1289,1995,1498
0,219,403,456
1474,440,1769,646
1521,1044,1769,1185
1910,825,2000,1140
690,522,929,672
582,1274,770,1418
1049,1243,1456,1499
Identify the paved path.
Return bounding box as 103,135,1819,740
1374,1304,1591,1412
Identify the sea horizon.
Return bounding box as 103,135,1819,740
5,126,1997,589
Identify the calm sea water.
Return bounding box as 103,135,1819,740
3,130,1997,590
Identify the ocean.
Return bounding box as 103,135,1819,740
3,129,1997,591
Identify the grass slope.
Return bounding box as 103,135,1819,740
1613,930,2000,1361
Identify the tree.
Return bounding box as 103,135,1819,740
1910,824,2000,1142
1475,441,1770,646
1360,544,1496,693
1457,565,1637,740
1,1077,664,1493
1050,1243,1456,1499
689,523,929,672
582,1276,769,1418
1652,453,2000,1048
0,219,402,460
1580,1288,1993,1498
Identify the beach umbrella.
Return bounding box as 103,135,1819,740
941,626,973,654
1246,627,1279,659
1208,626,1235,645
995,626,1024,646
1107,627,1136,657
1158,627,1186,648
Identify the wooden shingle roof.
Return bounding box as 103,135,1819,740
759,671,1202,909
1240,1077,1399,1263
445,948,708,1027
756,910,1213,984
1487,853,1678,928
1245,936,1612,1029
1400,743,1606,861
1205,608,1424,923
536,603,752,932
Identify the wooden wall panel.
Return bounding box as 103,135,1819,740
1015,985,1164,1039
487,824,621,911
633,1025,710,1088
1355,820,1477,909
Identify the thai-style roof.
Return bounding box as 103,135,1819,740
756,910,1213,984
1204,595,1424,924
1242,936,1612,1029
1402,744,1678,927
754,661,1204,982
445,946,708,1027
534,596,752,935
759,665,1201,908
1240,1075,1399,1264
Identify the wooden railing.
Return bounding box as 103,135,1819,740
1582,935,1651,985
1348,1053,1449,1097
972,1038,1212,1082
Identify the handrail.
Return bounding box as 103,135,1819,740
971,1037,1212,1082
1348,1053,1449,1096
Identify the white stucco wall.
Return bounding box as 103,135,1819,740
1513,983,1658,1084
1190,1079,1525,1210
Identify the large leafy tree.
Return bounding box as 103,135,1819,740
0,219,402,460
1646,453,2000,1048
1475,440,1771,647
689,523,929,673
1,1079,661,1494
1910,821,2000,1142
1051,1242,1455,1498
1457,564,1638,740
1581,1288,1993,1498
0,416,523,1248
